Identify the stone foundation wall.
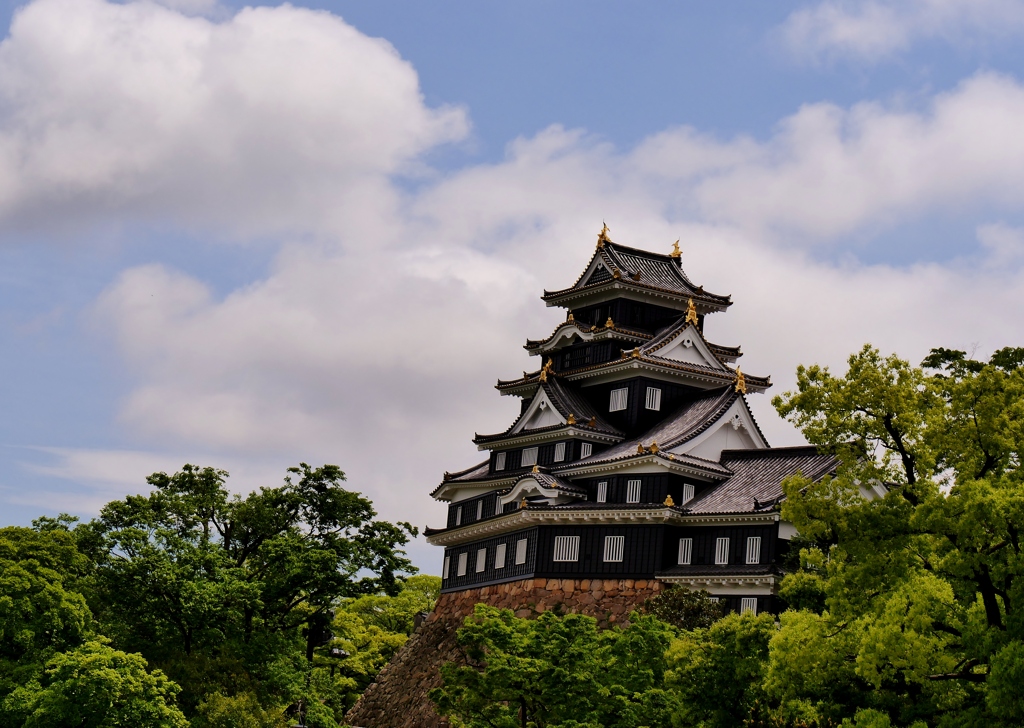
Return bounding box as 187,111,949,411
345,577,663,728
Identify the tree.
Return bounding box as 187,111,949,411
768,344,1024,726
640,586,725,631
3,640,187,728
430,605,677,728
79,462,418,719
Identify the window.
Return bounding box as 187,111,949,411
494,543,507,569
580,442,593,458
455,506,462,526
609,387,628,412
553,536,580,562
626,479,641,504
677,538,693,565
495,452,506,471
715,537,730,565
515,539,528,565
681,484,694,504
645,387,662,411
443,556,450,579
521,447,538,467
553,442,566,462
746,537,761,565
596,481,608,503
740,598,758,615
603,535,624,562
476,500,483,520
476,548,487,573
709,596,720,603
457,552,468,576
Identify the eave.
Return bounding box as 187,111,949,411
524,319,652,354
474,424,624,450
541,279,731,312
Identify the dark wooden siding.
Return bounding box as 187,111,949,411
570,299,682,334
488,439,606,475
577,376,703,435
662,523,780,568
440,527,539,592
576,473,702,506
534,525,664,578
447,492,500,528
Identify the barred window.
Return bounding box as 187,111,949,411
515,538,528,565
457,552,468,576
521,447,538,467
609,387,628,412
553,536,580,562
740,598,758,615
746,537,761,565
494,543,506,569
645,386,662,411
677,538,693,565
681,484,694,504
494,451,506,471
580,442,593,458
596,481,608,503
626,479,641,504
553,442,566,462
715,537,730,565
603,535,624,562
476,548,487,573
455,506,462,526
443,556,450,579
476,500,483,520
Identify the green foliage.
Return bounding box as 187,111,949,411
640,586,725,631
193,691,285,728
769,344,1024,725
430,604,677,728
3,640,188,728
665,612,776,728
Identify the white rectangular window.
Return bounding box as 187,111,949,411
457,552,468,576
455,506,462,526
476,548,487,573
609,387,629,412
681,484,694,504
443,556,450,579
521,447,538,467
645,387,662,411
553,442,566,462
741,598,758,615
626,480,641,504
553,535,580,562
580,442,592,458
596,481,607,503
515,538,528,565
677,538,693,565
603,535,624,562
746,537,761,565
494,543,506,569
709,596,720,603
715,537,730,565
494,452,506,471
476,500,483,520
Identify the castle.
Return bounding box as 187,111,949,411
346,229,837,727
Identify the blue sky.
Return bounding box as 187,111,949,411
1,0,1023,571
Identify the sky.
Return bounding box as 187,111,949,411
1,0,1024,571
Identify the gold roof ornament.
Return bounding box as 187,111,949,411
539,357,554,382
670,239,681,259
685,298,699,326
632,347,641,358
650,440,660,453
668,453,676,461
567,413,577,425
597,222,610,248
532,464,540,473
637,443,646,454
612,268,622,279
605,316,614,328
664,493,675,507
735,366,747,394
520,496,528,509
588,416,597,427
567,312,574,322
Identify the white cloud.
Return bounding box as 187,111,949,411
0,0,467,237
779,0,1024,62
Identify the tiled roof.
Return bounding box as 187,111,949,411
524,318,651,351
656,564,782,577
684,446,838,515
522,471,588,497
473,378,623,444
542,241,731,308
